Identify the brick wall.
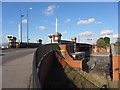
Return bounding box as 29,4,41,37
92,46,110,53
55,51,69,67
58,44,84,68
112,55,120,81
98,48,107,52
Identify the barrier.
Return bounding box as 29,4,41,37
32,44,60,88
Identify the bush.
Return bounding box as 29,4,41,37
96,38,106,49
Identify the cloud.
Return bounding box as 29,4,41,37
78,31,92,36
61,31,67,34
22,19,27,23
77,18,95,24
103,34,119,39
38,26,47,30
100,30,113,35
43,5,57,16
65,18,71,23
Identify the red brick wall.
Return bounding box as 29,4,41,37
98,49,107,52
58,44,84,68
65,59,83,68
59,45,67,52
54,40,58,42
106,47,110,52
112,55,120,81
92,46,110,53
55,51,69,67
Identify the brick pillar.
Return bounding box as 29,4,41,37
71,37,77,52
53,36,59,43
112,55,120,81
107,47,110,52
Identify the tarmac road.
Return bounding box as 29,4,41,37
2,48,37,64
2,48,37,88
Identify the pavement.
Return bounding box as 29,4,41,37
2,48,36,88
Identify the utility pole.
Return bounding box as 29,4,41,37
78,35,80,43
56,18,58,32
27,8,32,46
20,10,24,43
18,24,20,44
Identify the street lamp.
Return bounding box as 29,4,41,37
48,35,53,43
27,8,32,46
20,10,24,43
78,35,80,43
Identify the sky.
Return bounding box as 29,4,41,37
1,2,119,44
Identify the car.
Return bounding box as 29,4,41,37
1,46,7,50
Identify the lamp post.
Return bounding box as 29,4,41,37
78,35,80,43
27,8,32,46
48,35,53,43
20,10,24,43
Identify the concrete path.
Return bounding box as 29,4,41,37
2,53,34,88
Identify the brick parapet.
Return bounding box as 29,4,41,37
112,55,120,81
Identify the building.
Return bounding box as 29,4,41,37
111,44,120,81
6,35,17,48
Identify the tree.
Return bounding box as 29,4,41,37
104,37,110,45
96,38,106,49
100,37,104,39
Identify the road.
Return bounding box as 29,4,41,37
2,48,36,64
2,48,37,88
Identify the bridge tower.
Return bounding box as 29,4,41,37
7,35,17,48
71,37,77,43
71,37,77,52
53,18,62,43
